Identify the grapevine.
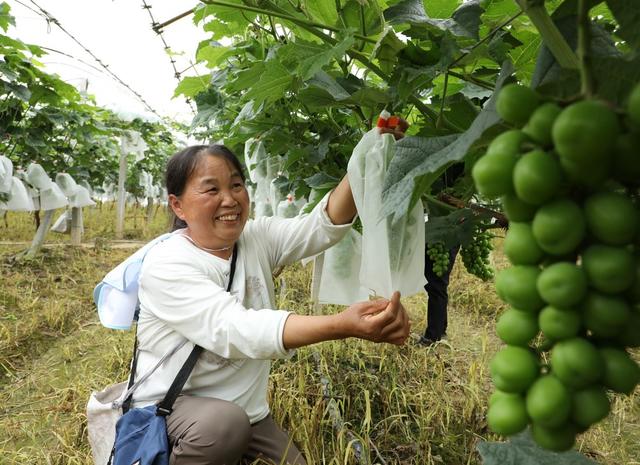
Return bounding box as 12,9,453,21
473,81,640,452
426,242,450,278
461,227,494,281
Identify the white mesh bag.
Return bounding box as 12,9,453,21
26,163,53,191
0,156,14,193
40,183,69,211
56,173,78,198
70,185,96,208
347,126,426,298
2,177,35,211
318,229,369,305
51,210,70,233
276,195,298,218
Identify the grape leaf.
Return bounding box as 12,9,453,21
477,430,600,465
244,60,293,109
384,0,483,38
605,0,640,48
424,207,488,249
380,61,514,223
174,76,210,98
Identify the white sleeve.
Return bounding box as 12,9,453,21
253,193,354,268
139,255,291,360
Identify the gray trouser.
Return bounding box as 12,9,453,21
166,395,307,465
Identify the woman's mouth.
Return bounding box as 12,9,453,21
216,214,240,222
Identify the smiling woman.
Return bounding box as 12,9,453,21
166,145,250,257
125,141,410,464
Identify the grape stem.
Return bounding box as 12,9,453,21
515,0,579,70
577,0,595,97
437,193,508,227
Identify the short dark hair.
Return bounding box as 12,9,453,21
165,144,246,231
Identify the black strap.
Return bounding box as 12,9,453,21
123,243,239,416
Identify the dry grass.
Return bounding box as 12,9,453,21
0,209,638,465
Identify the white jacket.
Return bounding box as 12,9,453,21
132,195,352,423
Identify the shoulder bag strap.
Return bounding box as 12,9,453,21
155,243,238,417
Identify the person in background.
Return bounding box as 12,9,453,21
131,122,409,465
418,163,464,347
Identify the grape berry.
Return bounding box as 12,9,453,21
473,82,640,452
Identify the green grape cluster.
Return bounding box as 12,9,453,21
472,82,640,452
426,242,450,277
461,228,494,281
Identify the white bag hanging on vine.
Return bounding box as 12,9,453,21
318,229,369,305
0,156,14,194
2,177,35,211
51,210,70,233
26,163,53,191
276,195,299,218
347,112,426,298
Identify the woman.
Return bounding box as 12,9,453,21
133,135,410,464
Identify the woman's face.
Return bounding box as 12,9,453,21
169,154,250,252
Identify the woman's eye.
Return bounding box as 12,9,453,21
208,188,218,193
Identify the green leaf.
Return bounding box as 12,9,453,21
380,61,514,222
380,134,458,222
196,43,232,68
304,172,340,189
244,60,293,108
452,0,483,40
424,207,483,249
605,0,640,48
296,34,355,81
3,81,30,101
304,0,339,26
174,75,210,98
340,0,383,37
307,71,351,100
373,29,405,75
228,62,266,93
0,2,14,32
384,0,480,38
477,430,599,465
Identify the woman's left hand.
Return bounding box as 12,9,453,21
379,116,409,140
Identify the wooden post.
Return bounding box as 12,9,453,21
115,139,127,239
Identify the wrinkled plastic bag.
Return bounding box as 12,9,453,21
40,183,69,211
56,173,78,198
346,127,426,299
254,200,273,217
276,195,299,218
26,163,53,191
1,177,35,211
0,156,14,194
51,210,70,233
318,229,369,305
70,185,96,208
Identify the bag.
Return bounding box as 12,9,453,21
87,381,128,465
346,115,426,298
112,405,169,465
93,233,173,329
87,339,188,465
88,245,238,465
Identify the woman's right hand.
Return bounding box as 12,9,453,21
339,291,410,345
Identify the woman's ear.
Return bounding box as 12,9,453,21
168,194,185,220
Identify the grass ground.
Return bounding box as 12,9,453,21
0,205,638,464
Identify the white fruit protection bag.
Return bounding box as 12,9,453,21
346,118,426,299
318,228,369,305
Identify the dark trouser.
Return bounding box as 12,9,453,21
166,396,306,465
423,246,459,341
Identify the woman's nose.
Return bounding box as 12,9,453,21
220,190,238,206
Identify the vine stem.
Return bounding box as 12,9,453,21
515,0,579,69
577,0,594,97
199,0,376,43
